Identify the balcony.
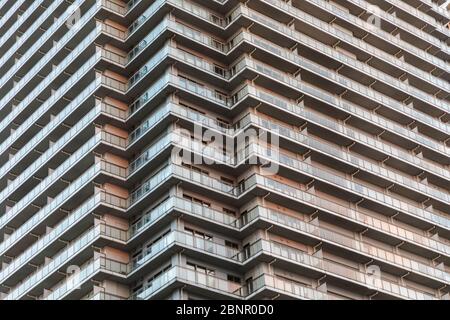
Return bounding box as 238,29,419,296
131,265,242,300
3,223,127,300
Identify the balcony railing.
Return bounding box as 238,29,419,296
4,223,127,300
131,265,242,300
0,0,42,51
261,0,449,80
44,256,128,300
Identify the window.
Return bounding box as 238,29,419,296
180,102,206,121
132,284,143,293
214,65,226,77
220,177,234,185
131,196,170,231
276,274,310,287
188,106,205,115
227,275,241,283
216,117,230,129
182,163,209,176
210,15,223,26
179,75,204,91
132,249,143,261
147,265,172,285
243,243,251,259
185,227,213,241
214,90,227,103
225,240,239,250
237,179,246,193
223,208,236,217
245,277,254,293
147,229,171,249
186,262,215,276
237,209,248,227
183,194,211,207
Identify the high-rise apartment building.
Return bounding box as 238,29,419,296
0,0,449,301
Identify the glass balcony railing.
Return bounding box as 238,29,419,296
131,196,238,236
5,190,126,253
246,238,437,300
128,17,448,142
131,265,242,300
0,0,87,99
338,0,448,51
131,230,240,271
127,194,446,300
0,0,40,50
248,84,450,181
131,1,448,96
1,3,444,184
246,4,450,111
126,160,450,284
128,102,172,144
243,205,450,273
242,143,450,229
0,1,26,31
0,0,67,82
127,45,170,90
0,99,128,251
129,166,450,260
249,57,450,154
127,67,450,207
4,223,127,300
0,76,97,165
0,136,126,231
4,159,446,298
126,2,168,61
125,193,439,300
0,192,126,283
26,228,240,300
125,67,450,220
240,102,450,204
0,86,126,207
44,256,128,300
296,0,450,65
203,132,449,233
124,0,448,97
254,175,450,284
260,0,449,84
0,48,126,185
86,291,126,300
384,0,449,35
119,48,450,214
150,41,449,164
9,214,238,300
126,0,164,36
245,272,335,300
0,1,124,132
129,126,450,237
417,0,450,19
129,245,332,301
240,31,450,136
129,130,232,177
0,132,169,238
0,27,101,146
124,0,242,61
101,0,127,16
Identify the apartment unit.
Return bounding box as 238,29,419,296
0,0,449,300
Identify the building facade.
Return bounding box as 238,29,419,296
0,0,449,300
